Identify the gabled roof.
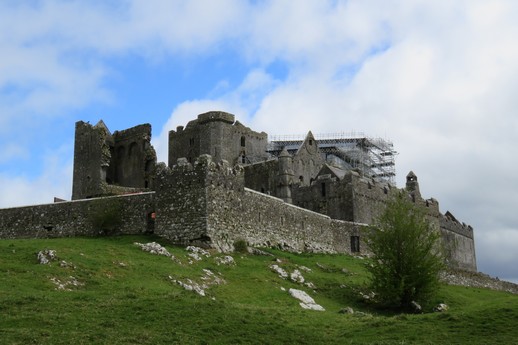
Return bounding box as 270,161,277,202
295,131,318,155
317,164,348,180
94,120,111,136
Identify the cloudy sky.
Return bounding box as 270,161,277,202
1,0,517,282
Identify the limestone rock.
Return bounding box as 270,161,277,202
434,303,449,312
290,269,305,284
270,264,288,279
297,265,312,273
186,246,210,262
37,249,57,264
169,269,225,297
50,276,84,291
134,242,171,257
214,255,235,266
289,288,325,311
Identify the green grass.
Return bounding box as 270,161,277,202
1,235,517,344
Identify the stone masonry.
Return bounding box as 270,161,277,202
0,111,477,271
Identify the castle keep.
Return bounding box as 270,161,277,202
0,111,477,271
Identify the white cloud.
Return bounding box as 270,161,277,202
0,144,73,208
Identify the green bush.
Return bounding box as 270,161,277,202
366,194,444,310
233,239,248,253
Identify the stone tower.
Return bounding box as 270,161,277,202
168,111,268,167
406,171,421,200
72,120,156,200
278,147,294,203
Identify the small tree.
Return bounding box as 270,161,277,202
366,194,444,310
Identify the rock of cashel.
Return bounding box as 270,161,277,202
0,110,476,272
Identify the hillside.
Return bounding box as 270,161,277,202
1,235,517,344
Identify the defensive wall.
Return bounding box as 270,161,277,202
0,112,477,272
155,155,367,254
440,213,476,271
0,153,475,271
0,193,155,239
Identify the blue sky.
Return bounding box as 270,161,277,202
1,0,518,283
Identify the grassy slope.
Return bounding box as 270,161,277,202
1,235,517,345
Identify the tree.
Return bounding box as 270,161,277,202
366,194,444,310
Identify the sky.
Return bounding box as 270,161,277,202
1,0,517,283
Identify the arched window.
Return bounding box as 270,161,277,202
128,142,138,157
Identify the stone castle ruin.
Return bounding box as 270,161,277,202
0,111,476,271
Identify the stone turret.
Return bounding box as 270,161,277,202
406,171,421,200
278,147,294,203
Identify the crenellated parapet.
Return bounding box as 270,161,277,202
440,211,475,240
197,111,235,124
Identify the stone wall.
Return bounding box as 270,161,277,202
0,193,155,239
154,158,212,246
292,132,325,187
154,155,368,254
190,156,368,253
440,215,477,271
111,124,156,189
244,159,279,196
207,186,367,254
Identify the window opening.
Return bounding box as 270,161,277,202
351,236,360,253
146,212,156,233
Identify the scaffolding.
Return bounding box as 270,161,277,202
267,132,397,184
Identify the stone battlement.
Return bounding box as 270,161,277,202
197,111,235,124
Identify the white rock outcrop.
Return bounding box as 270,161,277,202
169,269,225,297
134,242,172,257
290,269,305,284
37,249,57,264
214,255,235,266
289,288,325,311
270,264,289,279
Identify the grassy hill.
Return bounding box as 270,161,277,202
1,235,517,344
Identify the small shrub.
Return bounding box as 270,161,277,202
233,239,248,253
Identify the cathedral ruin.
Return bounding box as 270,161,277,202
0,111,477,271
